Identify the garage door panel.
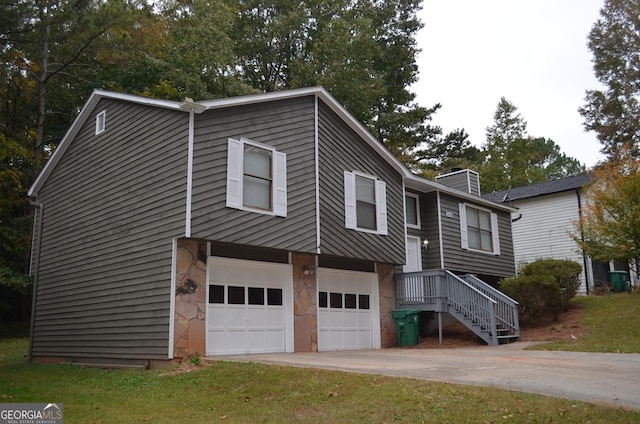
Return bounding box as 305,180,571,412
206,257,293,356
317,268,380,352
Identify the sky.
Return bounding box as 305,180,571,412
412,0,606,168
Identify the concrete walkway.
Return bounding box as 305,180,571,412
215,343,640,410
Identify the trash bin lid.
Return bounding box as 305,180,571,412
392,309,420,319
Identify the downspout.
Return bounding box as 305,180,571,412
178,98,206,238
28,199,44,357
314,95,321,254
436,191,445,269
576,189,590,294
185,108,194,237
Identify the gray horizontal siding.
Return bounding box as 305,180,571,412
406,192,442,270
436,170,480,195
190,96,317,253
32,98,188,360
439,193,515,278
317,101,405,265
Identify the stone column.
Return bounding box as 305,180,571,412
377,262,397,347
292,252,318,352
173,239,207,361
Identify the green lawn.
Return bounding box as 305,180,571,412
533,293,640,353
1,294,639,423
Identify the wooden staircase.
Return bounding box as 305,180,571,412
394,270,520,346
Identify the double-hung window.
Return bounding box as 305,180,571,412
226,138,287,217
344,171,387,235
459,203,500,255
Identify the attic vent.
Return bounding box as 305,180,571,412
95,110,106,135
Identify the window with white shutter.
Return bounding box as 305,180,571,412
226,138,287,217
344,171,387,235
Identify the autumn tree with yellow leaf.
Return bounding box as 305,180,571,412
573,147,640,264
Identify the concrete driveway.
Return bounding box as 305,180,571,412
216,343,640,410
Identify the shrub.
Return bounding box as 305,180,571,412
520,259,582,311
500,275,563,323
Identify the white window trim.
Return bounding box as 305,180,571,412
95,110,106,135
459,203,500,255
344,171,387,235
226,137,287,217
405,192,421,229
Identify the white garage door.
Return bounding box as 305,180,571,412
317,268,381,351
206,257,294,356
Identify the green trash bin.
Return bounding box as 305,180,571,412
609,271,629,292
392,309,420,347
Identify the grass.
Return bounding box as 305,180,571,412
532,292,640,353
1,294,640,423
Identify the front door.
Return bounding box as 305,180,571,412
403,236,422,272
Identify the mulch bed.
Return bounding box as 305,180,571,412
410,301,586,349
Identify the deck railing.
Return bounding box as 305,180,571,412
394,270,519,345
461,274,520,339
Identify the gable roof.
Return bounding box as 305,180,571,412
28,87,514,212
482,173,592,204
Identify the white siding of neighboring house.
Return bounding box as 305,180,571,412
511,190,589,294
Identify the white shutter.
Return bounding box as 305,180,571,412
376,180,387,235
459,203,468,249
226,138,243,210
491,212,501,255
344,171,356,229
274,151,287,217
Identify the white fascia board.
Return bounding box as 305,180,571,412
405,173,517,213
28,90,185,197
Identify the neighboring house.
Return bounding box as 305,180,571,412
483,173,610,294
28,87,517,367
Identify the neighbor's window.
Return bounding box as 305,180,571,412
405,193,420,228
459,203,500,255
344,171,387,235
95,110,106,135
226,138,287,217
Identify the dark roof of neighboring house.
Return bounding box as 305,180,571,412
482,173,592,203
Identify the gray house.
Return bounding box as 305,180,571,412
28,87,518,368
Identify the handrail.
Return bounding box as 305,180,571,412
462,274,520,338
394,269,520,345
442,271,498,345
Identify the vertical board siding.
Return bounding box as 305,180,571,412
317,102,405,265
439,193,515,278
32,98,188,359
190,97,317,253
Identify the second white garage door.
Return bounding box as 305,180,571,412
206,257,294,356
317,268,381,351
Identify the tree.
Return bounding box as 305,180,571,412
231,0,451,169
479,97,583,193
572,146,640,264
579,0,640,158
413,124,482,178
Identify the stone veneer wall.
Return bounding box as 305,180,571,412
292,252,317,352
172,241,397,357
377,262,397,347
173,239,207,361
